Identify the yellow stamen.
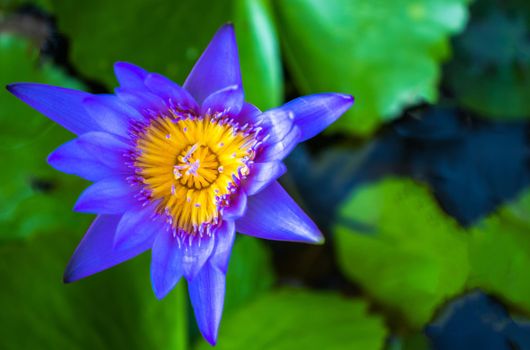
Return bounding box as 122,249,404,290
135,115,256,234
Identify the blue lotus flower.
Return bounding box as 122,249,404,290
7,24,353,345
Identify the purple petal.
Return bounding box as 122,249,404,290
150,231,184,299
237,102,261,124
144,73,199,113
183,235,216,281
183,24,242,104
201,85,244,116
6,83,99,135
209,220,236,273
48,139,119,181
83,94,144,137
116,88,168,118
256,108,301,162
64,215,153,283
114,62,149,89
74,177,137,214
188,261,226,346
176,224,234,340
223,192,247,220
114,204,164,251
281,93,354,142
236,181,323,244
245,161,287,195
75,132,131,169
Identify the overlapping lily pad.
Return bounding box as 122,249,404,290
274,0,470,135
49,0,282,111
196,289,387,350
224,235,275,314
0,34,90,240
467,188,530,313
334,178,469,327
334,177,530,329
0,231,188,350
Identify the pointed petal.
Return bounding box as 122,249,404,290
74,177,137,214
48,131,129,181
116,88,168,118
209,220,236,273
186,222,235,344
114,62,149,89
75,131,130,169
183,24,242,104
83,94,143,137
245,161,286,195
6,83,99,135
64,215,152,283
223,192,247,220
48,139,119,181
256,108,301,162
183,235,216,281
144,73,199,113
150,232,184,299
281,93,354,142
236,181,323,244
114,204,164,251
201,85,244,116
189,261,226,346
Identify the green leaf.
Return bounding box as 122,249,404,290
467,188,530,312
234,0,283,110
224,235,275,314
49,0,283,110
0,230,187,350
334,178,530,326
274,0,470,135
49,0,231,87
446,6,530,119
196,288,387,350
334,178,469,327
0,34,90,240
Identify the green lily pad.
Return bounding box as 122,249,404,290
224,235,275,314
0,34,90,240
274,0,470,135
467,188,530,313
196,289,387,350
334,178,469,327
49,0,282,111
0,230,187,350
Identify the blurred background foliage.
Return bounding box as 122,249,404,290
1,0,530,349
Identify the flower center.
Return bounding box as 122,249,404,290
174,143,220,190
133,113,259,236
